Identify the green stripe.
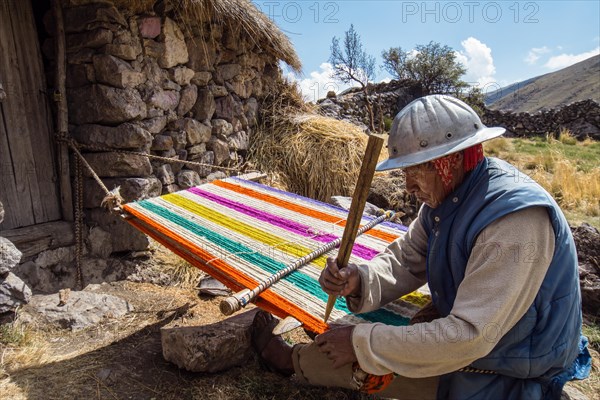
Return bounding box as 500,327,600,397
137,199,409,326
138,199,351,313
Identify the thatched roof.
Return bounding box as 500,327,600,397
192,0,301,71
69,0,301,71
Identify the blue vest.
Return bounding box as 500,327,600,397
421,158,590,399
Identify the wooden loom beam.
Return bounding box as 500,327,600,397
52,0,74,222
323,134,385,322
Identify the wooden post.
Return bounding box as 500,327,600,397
323,134,385,322
52,0,73,221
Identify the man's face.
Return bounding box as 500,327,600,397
403,161,447,209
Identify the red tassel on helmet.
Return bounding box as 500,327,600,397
463,144,484,172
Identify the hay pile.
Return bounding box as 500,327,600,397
251,113,368,202
250,81,369,202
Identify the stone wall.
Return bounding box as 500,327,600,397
44,2,279,247
15,1,283,293
483,99,600,140
318,81,600,140
317,80,422,131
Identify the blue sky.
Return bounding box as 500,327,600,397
251,0,600,102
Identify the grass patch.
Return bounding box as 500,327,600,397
563,210,600,231
0,321,30,347
0,317,51,376
508,136,600,173
162,258,204,288
584,322,600,353
558,128,578,145
484,136,600,229
482,136,513,157
146,240,206,288
530,158,600,217
383,116,394,131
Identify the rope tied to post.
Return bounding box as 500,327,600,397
55,133,124,212
54,134,257,213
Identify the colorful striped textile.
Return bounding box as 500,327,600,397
123,177,421,334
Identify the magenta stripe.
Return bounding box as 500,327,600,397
229,176,408,232
187,187,379,260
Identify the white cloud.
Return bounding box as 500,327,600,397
544,47,600,70
455,37,496,88
525,46,550,65
285,63,352,103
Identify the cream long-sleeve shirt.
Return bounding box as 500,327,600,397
348,206,555,378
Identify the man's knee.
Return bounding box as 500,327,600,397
292,342,439,399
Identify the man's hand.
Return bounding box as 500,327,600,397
319,257,361,297
315,325,357,368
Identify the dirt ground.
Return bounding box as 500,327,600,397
0,244,372,400
1,284,368,400
1,243,598,400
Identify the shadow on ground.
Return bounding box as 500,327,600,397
5,302,370,400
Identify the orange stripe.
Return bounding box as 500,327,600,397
212,180,400,243
124,203,329,334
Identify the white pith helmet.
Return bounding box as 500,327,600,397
376,94,505,171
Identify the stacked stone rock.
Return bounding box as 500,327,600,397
0,201,33,314
483,99,600,140
42,3,279,254
318,81,600,140
317,82,422,132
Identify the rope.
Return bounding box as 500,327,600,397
54,133,257,212
73,154,83,290
55,134,124,210
55,135,250,174
52,132,249,290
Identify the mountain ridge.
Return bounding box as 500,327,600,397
485,54,600,113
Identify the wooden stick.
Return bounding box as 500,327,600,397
52,0,73,221
324,134,385,322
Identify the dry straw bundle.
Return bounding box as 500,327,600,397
250,81,369,202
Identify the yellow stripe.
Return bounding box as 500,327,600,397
401,292,431,307
165,193,328,268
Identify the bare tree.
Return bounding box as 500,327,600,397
329,24,377,132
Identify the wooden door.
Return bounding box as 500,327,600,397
0,0,61,230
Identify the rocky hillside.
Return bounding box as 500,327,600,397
317,80,423,131
486,54,600,113
317,80,600,140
